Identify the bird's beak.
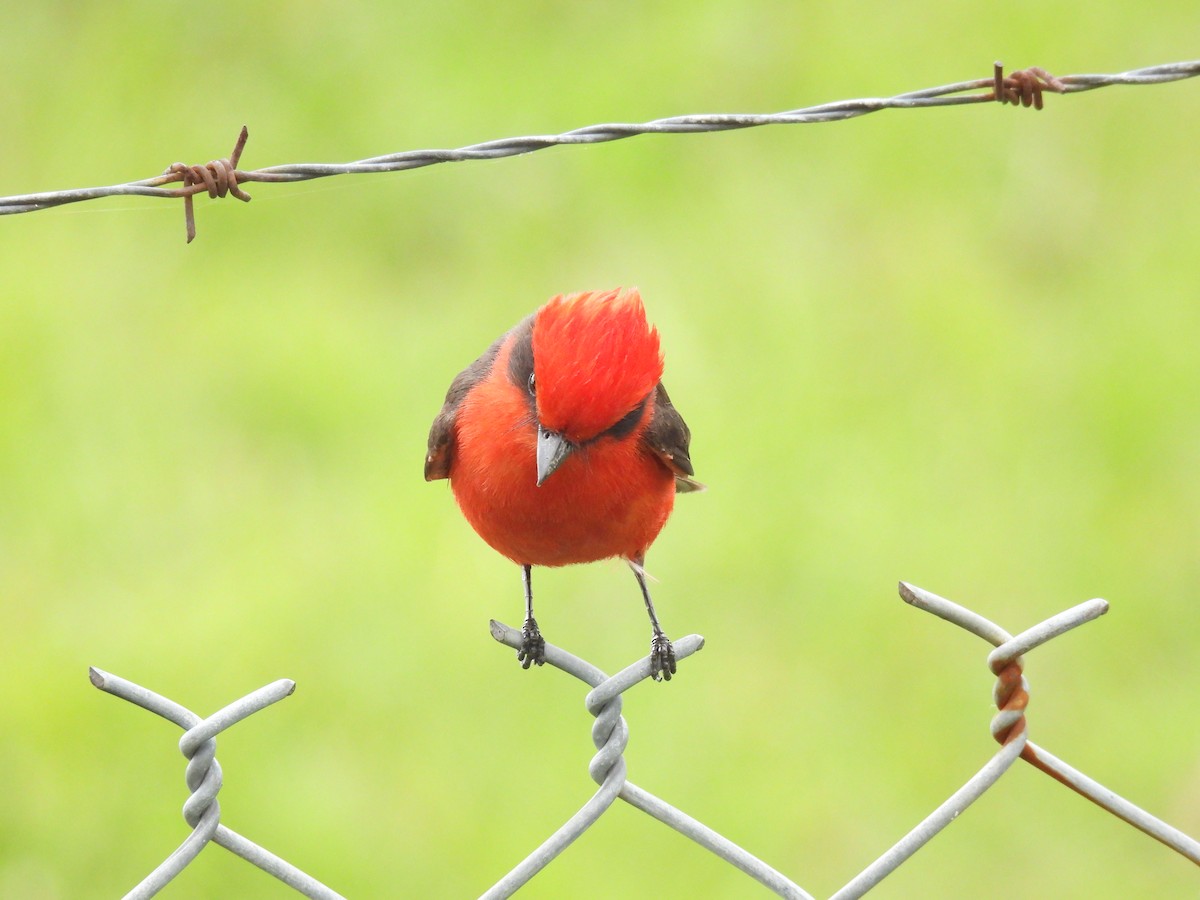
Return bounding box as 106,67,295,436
536,425,573,486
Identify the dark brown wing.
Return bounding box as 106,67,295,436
643,382,705,493
424,314,535,481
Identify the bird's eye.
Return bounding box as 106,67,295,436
527,372,536,395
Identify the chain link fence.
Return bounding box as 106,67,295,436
91,582,1200,898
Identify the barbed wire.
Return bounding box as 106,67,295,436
90,582,1200,897
4,59,1197,241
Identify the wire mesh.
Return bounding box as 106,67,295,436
89,668,345,900
90,582,1199,897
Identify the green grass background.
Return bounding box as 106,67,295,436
2,3,1198,897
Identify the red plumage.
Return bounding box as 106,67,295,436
425,288,699,680
532,288,664,443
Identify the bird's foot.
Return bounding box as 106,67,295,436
650,631,677,682
517,617,546,669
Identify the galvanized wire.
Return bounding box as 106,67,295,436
89,580,1199,897
485,622,811,900
89,668,345,900
2,59,1197,240
485,586,1200,898
897,584,1200,866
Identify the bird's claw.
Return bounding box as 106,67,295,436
650,632,676,682
517,617,546,669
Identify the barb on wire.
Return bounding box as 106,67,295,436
1,59,1196,241
993,63,1066,109
164,125,252,243
89,667,344,900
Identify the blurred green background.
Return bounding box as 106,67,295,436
2,3,1198,897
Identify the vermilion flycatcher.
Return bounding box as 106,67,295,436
425,288,700,680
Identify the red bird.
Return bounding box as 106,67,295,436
425,288,701,680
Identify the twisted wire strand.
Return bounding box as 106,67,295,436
897,585,1200,865
88,668,345,900
1,60,1196,241
835,587,1127,897
837,585,1200,895
88,577,1200,899
486,587,1199,900
485,621,809,899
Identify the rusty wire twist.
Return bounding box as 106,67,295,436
989,644,1030,747
993,63,1066,109
829,584,1200,899
161,125,252,242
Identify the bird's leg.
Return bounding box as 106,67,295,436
629,558,677,682
517,564,546,669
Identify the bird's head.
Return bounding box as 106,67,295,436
530,288,664,484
